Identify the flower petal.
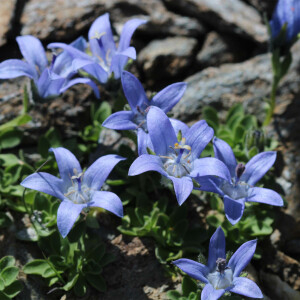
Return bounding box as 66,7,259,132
128,154,168,177
0,59,36,79
173,258,209,283
137,128,153,155
213,137,237,178
147,106,177,156
88,13,116,54
50,147,82,187
21,172,64,200
224,196,245,225
190,158,232,182
151,82,187,113
118,18,147,52
228,239,257,277
16,35,48,74
240,151,277,186
102,111,136,130
207,227,226,271
84,154,125,191
170,176,193,205
170,118,189,137
194,176,223,195
81,61,108,83
186,120,214,159
57,200,86,238
89,191,123,217
201,283,225,300
248,187,284,206
121,71,148,111
60,77,100,99
230,277,263,298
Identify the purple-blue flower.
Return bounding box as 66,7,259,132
21,147,125,238
102,70,187,155
128,107,231,205
48,13,147,83
195,137,284,225
173,227,263,300
270,0,300,42
0,35,99,99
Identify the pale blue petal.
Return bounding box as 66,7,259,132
228,239,257,277
170,118,189,137
248,187,284,206
230,277,263,298
128,154,168,177
137,128,153,156
152,82,187,113
21,172,64,200
147,106,177,156
224,196,245,225
173,259,209,283
118,18,147,52
194,176,224,195
60,78,100,98
0,59,36,79
83,154,125,191
102,111,136,130
121,71,148,112
170,176,193,205
89,191,123,217
207,227,226,271
81,61,108,83
240,151,276,186
16,35,48,73
190,158,231,182
201,284,225,300
213,137,237,178
50,147,82,187
57,200,86,238
186,120,214,159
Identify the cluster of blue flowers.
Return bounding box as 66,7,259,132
1,1,299,298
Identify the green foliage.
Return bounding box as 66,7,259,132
0,256,23,299
167,276,201,300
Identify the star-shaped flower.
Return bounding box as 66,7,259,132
128,107,230,205
102,71,187,155
194,137,284,225
48,13,147,83
0,35,99,99
21,147,125,238
173,227,263,300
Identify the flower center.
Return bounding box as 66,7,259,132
221,180,249,200
161,138,193,178
207,258,233,290
64,169,91,204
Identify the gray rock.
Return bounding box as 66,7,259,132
172,41,300,123
196,31,248,68
163,0,268,43
138,36,198,88
243,0,277,17
0,1,17,47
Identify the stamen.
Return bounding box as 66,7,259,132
90,31,106,40
216,258,229,274
235,163,245,180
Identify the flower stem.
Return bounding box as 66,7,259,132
263,76,279,127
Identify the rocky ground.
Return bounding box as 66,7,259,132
0,0,300,299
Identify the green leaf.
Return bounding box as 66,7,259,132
0,114,31,131
167,290,182,300
73,275,87,297
0,128,23,150
23,259,52,277
0,267,19,286
62,274,79,291
0,279,5,291
95,101,111,123
0,291,10,300
86,273,106,292
2,280,23,298
207,214,224,227
226,103,244,124
0,257,15,270
0,154,19,167
182,276,197,296
203,106,219,131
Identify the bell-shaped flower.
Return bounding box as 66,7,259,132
48,13,147,83
102,71,187,155
194,137,284,225
0,35,99,99
270,0,300,42
128,107,230,205
173,227,263,300
21,147,125,238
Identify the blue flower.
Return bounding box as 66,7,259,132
48,13,147,83
0,35,99,99
102,71,187,155
270,0,300,42
21,147,125,238
173,227,263,300
195,137,284,225
128,107,230,205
